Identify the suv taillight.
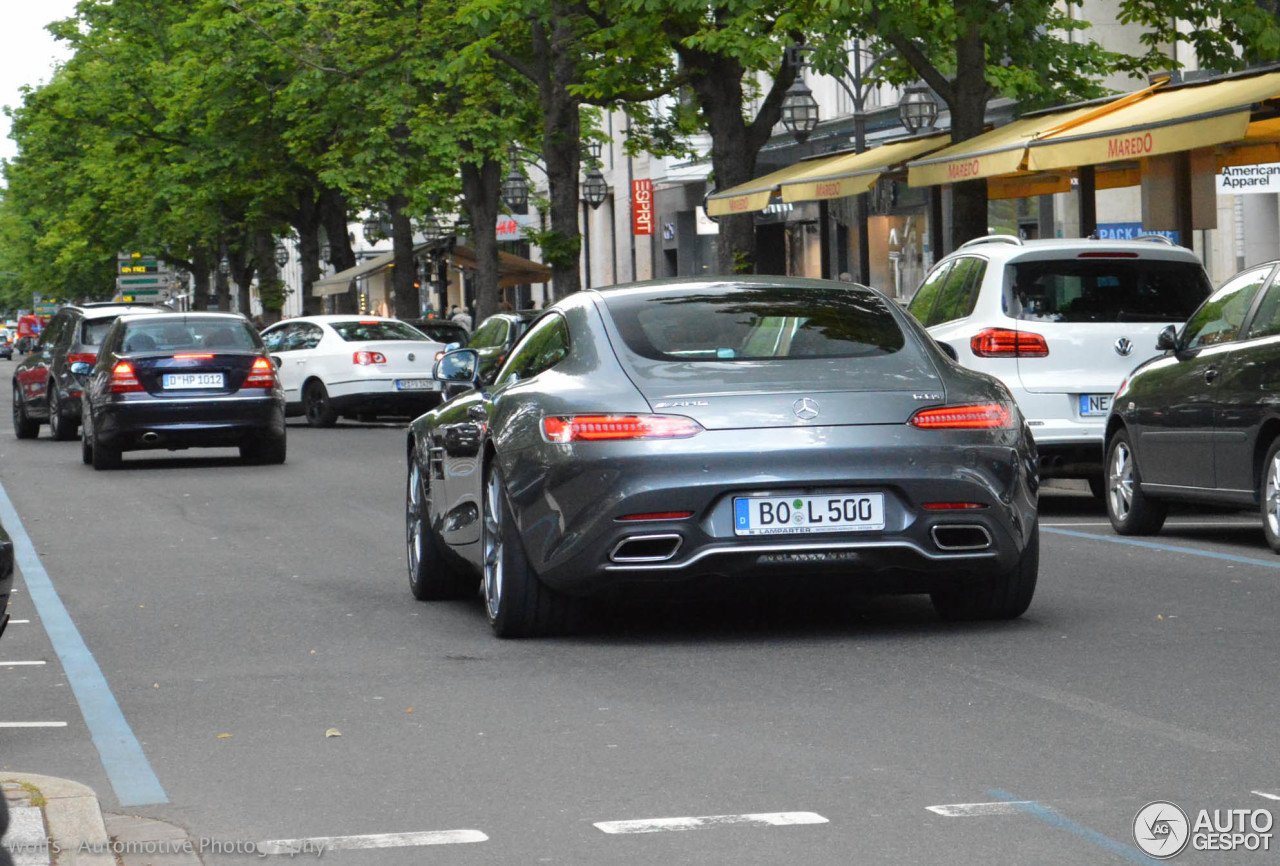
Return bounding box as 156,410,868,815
109,361,144,393
354,351,387,365
970,328,1048,358
243,357,277,388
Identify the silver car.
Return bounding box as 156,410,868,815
406,277,1040,637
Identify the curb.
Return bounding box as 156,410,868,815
2,775,201,866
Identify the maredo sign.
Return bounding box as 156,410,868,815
632,179,654,235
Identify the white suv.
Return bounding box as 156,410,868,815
907,235,1212,494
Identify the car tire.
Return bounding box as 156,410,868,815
12,386,38,439
405,459,472,600
91,439,122,470
1261,437,1280,555
303,380,337,428
240,435,286,465
482,463,586,637
48,387,77,441
931,520,1039,621
1105,430,1166,535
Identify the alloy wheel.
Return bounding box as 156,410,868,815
1266,451,1280,540
1108,441,1134,520
482,469,504,621
406,463,424,576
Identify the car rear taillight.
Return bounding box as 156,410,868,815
67,352,97,365
922,502,989,511
970,328,1049,358
354,351,387,365
617,511,695,521
910,404,1013,430
1077,252,1139,258
109,361,144,393
173,353,214,360
541,414,703,443
243,357,277,388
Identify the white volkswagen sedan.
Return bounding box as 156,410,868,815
260,315,446,426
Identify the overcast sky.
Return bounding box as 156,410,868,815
0,1,79,167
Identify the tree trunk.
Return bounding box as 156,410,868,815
253,229,285,326
295,190,324,316
947,28,992,251
388,196,419,320
216,244,232,313
461,156,503,323
534,13,583,300
228,242,254,319
190,248,211,311
320,187,358,314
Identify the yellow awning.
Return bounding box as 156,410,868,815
1026,70,1280,171
705,159,832,217
778,134,949,203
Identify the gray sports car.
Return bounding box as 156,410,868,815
405,277,1040,637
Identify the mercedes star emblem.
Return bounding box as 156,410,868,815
793,397,820,420
1114,338,1133,358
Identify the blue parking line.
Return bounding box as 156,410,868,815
1043,526,1280,569
987,789,1158,865
0,479,167,807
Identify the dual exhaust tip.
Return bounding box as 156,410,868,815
930,524,992,551
609,526,992,563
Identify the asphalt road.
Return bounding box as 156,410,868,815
2,374,1277,865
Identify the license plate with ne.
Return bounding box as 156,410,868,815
733,493,885,536
162,373,224,389
1078,393,1112,416
395,379,436,391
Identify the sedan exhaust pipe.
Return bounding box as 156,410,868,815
141,432,161,444
610,534,683,563
930,525,993,551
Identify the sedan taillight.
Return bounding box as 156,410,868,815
541,414,703,443
243,357,277,388
354,351,387,365
970,328,1048,358
910,404,1013,430
109,361,144,393
67,352,97,366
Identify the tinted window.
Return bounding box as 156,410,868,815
496,315,568,385
81,317,121,346
261,324,292,352
40,312,69,348
330,320,425,342
121,319,260,352
930,257,986,325
907,262,951,324
1010,259,1210,323
604,285,907,361
469,318,510,349
1245,269,1280,339
414,322,467,343
1182,267,1269,350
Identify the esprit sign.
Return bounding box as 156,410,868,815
632,179,654,235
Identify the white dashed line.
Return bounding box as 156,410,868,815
8,619,30,624
594,812,829,834
1252,791,1280,802
0,660,45,666
257,830,487,854
0,721,67,728
927,801,1034,817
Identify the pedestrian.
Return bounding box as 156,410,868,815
251,314,266,331
451,306,472,330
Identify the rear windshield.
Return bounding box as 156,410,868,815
1009,259,1211,323
331,320,426,342
120,319,260,353
81,318,120,346
602,285,908,361
414,323,467,343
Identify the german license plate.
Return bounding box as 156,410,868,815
395,379,436,391
733,493,884,536
1078,393,1112,416
162,373,223,389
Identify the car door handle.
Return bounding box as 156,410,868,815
467,405,487,420
1204,368,1218,384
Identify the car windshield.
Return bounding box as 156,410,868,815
331,320,426,342
120,319,260,352
1009,259,1211,323
602,284,908,361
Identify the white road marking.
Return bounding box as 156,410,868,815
0,660,45,666
595,812,829,834
1252,790,1280,801
8,619,30,624
0,721,67,728
926,801,1033,817
1044,521,1259,528
258,830,487,854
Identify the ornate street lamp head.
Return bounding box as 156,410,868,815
218,256,230,276
501,168,529,210
582,168,609,210
320,240,331,263
419,216,446,242
781,79,820,143
899,81,939,133
274,242,289,268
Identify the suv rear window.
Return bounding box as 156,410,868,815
81,318,121,346
1009,259,1210,323
603,285,907,361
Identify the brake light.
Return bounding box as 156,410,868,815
109,361,144,393
354,351,387,365
243,357,277,388
1077,252,1138,258
542,414,703,442
618,511,695,521
434,351,445,362
910,404,1013,429
173,353,214,360
970,328,1048,358
67,352,97,365
922,502,989,511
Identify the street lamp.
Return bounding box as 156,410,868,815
501,166,529,210
320,240,332,263
362,212,391,242
898,81,939,133
582,168,609,210
419,215,447,242
780,78,820,143
274,242,289,268
218,256,230,276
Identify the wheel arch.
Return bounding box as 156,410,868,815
1253,418,1280,494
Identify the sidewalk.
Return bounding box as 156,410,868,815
2,775,201,866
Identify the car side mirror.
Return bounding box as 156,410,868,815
434,348,480,384
1156,325,1178,352
443,341,461,353
69,361,92,376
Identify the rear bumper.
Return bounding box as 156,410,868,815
327,387,442,418
94,393,285,451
